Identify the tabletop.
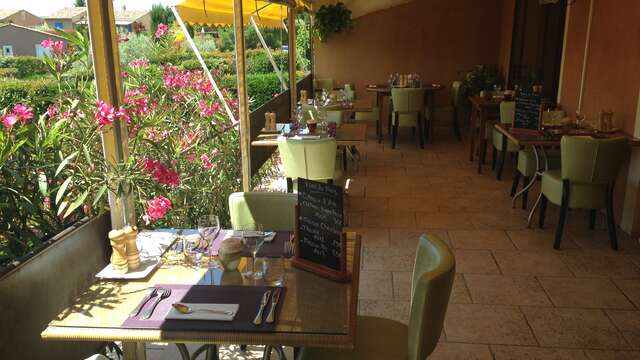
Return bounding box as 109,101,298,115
494,123,640,147
252,123,368,147
365,83,444,94
41,233,362,349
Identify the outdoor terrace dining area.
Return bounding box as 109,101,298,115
2,0,640,360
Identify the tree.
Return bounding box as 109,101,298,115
151,3,175,32
74,0,86,6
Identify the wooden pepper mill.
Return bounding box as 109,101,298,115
108,228,128,274
123,225,140,271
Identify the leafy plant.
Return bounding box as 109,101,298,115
312,2,353,42
461,65,499,98
0,56,48,78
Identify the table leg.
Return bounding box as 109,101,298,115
477,110,487,174
429,93,436,143
469,106,477,161
123,342,146,360
496,132,507,180
377,93,384,143
512,146,541,208
527,147,550,228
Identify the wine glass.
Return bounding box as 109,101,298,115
198,214,221,268
240,223,265,280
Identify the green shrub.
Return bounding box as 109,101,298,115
0,78,57,113
246,49,289,74
0,56,48,78
220,72,286,111
119,33,156,66
0,68,18,78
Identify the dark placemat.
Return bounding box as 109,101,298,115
207,230,292,258
122,284,286,332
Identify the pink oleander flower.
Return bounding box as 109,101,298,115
13,104,33,123
198,101,220,117
117,37,129,43
2,113,18,129
95,101,130,128
143,196,172,225
154,23,168,39
187,153,196,162
46,105,58,117
41,38,65,57
129,58,149,69
200,153,213,170
143,158,180,188
124,87,150,116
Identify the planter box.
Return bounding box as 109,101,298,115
0,214,111,360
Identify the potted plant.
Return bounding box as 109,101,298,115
312,2,353,42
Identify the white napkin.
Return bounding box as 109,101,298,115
225,231,277,242
166,303,239,321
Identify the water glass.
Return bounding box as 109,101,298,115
240,223,265,280
198,214,221,268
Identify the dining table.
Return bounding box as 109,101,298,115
366,83,444,143
493,122,640,227
41,231,362,360
468,96,501,174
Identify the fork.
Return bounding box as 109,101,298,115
141,288,171,320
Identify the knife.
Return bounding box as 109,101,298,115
265,288,281,324
253,290,272,326
129,287,157,318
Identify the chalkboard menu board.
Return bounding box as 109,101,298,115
513,90,543,134
293,178,348,282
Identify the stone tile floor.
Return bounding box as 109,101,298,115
147,127,640,359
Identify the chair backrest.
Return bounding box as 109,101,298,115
500,101,515,124
450,81,464,107
391,88,426,113
561,136,630,184
277,137,337,181
407,235,455,360
228,192,297,231
313,78,334,92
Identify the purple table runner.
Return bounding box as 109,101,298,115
122,284,285,332
207,230,292,258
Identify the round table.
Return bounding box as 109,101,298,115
366,83,444,143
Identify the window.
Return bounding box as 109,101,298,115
2,45,13,57
54,22,64,30
35,44,51,59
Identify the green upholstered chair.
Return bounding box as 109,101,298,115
277,137,341,192
228,192,297,231
510,110,565,208
539,136,630,250
301,234,455,360
450,81,464,141
491,101,519,179
313,78,334,92
390,88,427,149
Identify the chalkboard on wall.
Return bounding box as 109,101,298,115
513,90,543,134
292,178,349,282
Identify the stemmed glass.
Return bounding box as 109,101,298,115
198,214,220,268
240,223,265,280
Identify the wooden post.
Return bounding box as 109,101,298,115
288,6,297,117
86,0,135,228
233,0,252,191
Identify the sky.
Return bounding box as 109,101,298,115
0,0,175,17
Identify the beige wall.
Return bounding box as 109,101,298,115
497,0,515,83
558,0,640,234
1,10,44,28
313,0,504,108
0,26,66,57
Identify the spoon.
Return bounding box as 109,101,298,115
172,302,234,316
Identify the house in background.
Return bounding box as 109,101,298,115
0,23,66,58
76,7,151,33
0,9,44,28
44,7,86,32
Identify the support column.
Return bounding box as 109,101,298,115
86,0,134,228
288,7,297,117
233,0,252,191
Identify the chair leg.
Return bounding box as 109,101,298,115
589,209,597,230
539,194,548,229
497,149,507,180
342,147,347,171
453,106,462,141
510,171,521,197
418,118,425,149
391,115,399,149
480,139,488,165
554,179,570,250
286,178,293,193
606,184,618,250
522,176,530,209
491,147,497,170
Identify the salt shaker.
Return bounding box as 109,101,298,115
123,225,140,271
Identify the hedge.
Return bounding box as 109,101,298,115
246,49,289,74
0,68,18,78
220,73,286,111
0,78,57,114
0,56,48,78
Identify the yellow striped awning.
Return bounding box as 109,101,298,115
175,0,291,28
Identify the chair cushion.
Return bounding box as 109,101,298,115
492,128,519,153
541,169,607,209
517,149,560,177
301,316,409,360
